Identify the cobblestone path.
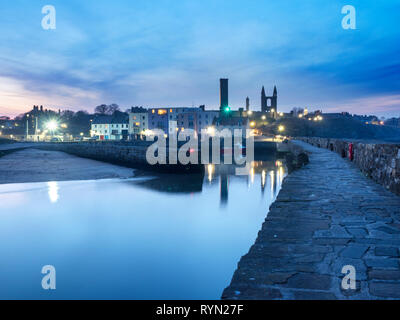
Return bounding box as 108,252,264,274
222,141,400,299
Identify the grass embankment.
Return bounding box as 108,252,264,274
272,117,400,141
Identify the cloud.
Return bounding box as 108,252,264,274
0,0,399,117
328,94,400,117
0,76,101,117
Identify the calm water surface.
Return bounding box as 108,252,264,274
0,161,285,299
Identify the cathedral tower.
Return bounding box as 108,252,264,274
261,85,278,114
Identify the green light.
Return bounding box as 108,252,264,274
224,106,231,112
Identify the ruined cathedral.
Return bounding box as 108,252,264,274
261,86,277,113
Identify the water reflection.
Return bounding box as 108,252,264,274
261,170,266,189
207,164,214,183
205,161,286,207
47,181,59,203
0,159,287,299
128,173,204,193
220,174,229,206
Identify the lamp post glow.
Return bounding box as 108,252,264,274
278,125,285,132
46,120,58,137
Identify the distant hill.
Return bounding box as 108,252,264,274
274,117,400,142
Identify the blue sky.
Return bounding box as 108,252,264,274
0,0,399,117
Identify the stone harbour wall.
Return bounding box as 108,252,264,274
280,140,310,172
38,142,148,165
297,137,400,195
37,142,203,173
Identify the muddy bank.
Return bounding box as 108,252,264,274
0,148,135,184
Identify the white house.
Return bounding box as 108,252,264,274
91,115,129,140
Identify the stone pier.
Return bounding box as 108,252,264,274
35,142,204,173
222,141,400,299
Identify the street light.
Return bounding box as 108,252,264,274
206,126,215,135
278,125,285,132
46,120,58,131
46,120,58,137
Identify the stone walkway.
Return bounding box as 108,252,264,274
222,141,400,299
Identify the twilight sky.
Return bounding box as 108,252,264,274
0,0,399,118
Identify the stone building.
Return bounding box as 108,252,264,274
261,86,277,115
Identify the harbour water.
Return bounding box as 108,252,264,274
0,160,286,299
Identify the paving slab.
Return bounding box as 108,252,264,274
222,141,400,299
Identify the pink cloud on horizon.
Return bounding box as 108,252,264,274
325,94,400,117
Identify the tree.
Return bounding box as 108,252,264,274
95,104,108,115
61,110,75,121
95,103,120,115
107,103,120,115
70,110,91,136
291,107,304,115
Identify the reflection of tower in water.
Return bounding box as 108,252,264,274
220,174,228,206
207,161,286,206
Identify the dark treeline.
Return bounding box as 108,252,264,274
272,117,400,142
17,103,136,136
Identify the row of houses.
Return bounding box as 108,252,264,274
90,106,221,141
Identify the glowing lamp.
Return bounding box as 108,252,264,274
46,120,58,131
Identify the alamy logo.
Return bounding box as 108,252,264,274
145,128,254,175
341,5,356,30
41,5,56,30
341,265,356,290
41,265,56,290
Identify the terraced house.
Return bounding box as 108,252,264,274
90,114,129,141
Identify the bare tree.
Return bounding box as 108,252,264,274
95,104,108,114
95,104,120,115
107,104,120,115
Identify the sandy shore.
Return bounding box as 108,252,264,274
0,148,135,184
